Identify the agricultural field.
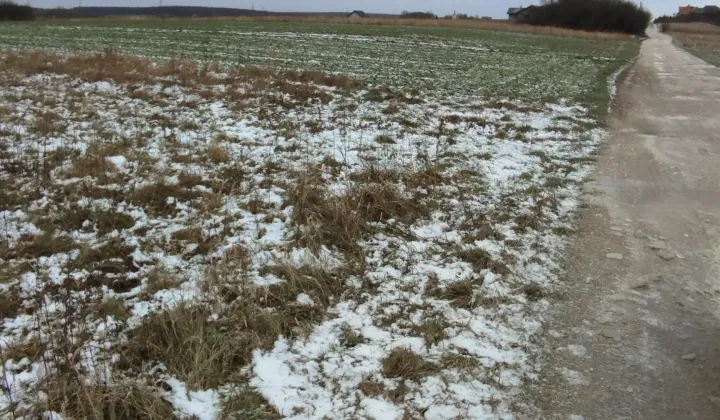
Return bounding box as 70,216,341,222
664,22,720,66
0,21,638,419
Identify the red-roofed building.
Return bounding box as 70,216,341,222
678,5,697,16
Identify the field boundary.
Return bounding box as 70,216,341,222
41,15,633,40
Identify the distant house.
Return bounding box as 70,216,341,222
507,6,536,23
692,5,720,14
678,5,697,16
347,10,367,19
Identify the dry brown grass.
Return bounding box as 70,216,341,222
101,15,633,40
144,267,182,295
128,179,201,216
410,317,449,346
358,379,385,397
40,377,174,420
0,49,363,95
261,262,343,309
339,323,365,348
207,142,230,164
125,261,344,392
95,296,131,321
10,232,75,260
49,206,135,235
666,23,720,59
220,383,281,420
439,353,481,372
432,279,477,309
125,303,280,390
456,248,509,275
0,288,22,319
381,347,438,381
666,22,720,35
2,336,42,362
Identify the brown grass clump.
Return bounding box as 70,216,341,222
0,288,22,319
382,347,438,381
514,213,542,233
11,232,75,259
436,279,477,309
220,383,281,420
144,267,182,295
207,142,229,164
51,206,135,235
125,302,284,390
457,248,510,275
288,174,425,256
95,296,131,321
171,227,217,256
358,379,385,397
410,317,448,346
129,179,200,216
339,324,365,348
261,263,343,309
374,134,396,145
520,283,546,301
2,336,42,362
41,376,174,420
440,353,481,372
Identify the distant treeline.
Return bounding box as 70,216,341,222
527,0,651,36
400,11,436,19
654,13,720,27
0,1,34,21
35,6,337,19
33,6,400,19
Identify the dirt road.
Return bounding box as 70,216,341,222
527,28,720,419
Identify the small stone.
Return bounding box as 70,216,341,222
612,232,624,237
631,280,649,290
709,396,720,406
606,253,624,260
651,274,664,282
682,353,696,361
611,227,623,232
601,329,623,341
677,253,685,259
608,293,628,301
634,231,645,238
684,234,689,238
649,240,667,250
658,250,676,261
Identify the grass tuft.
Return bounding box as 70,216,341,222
382,347,438,381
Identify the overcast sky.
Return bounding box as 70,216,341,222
28,0,681,19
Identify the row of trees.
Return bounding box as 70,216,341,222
0,1,34,21
527,0,652,36
655,13,720,27
400,11,437,19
